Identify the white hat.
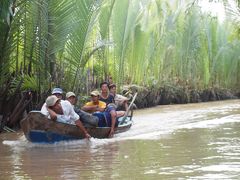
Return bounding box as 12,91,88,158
66,92,76,98
90,90,100,96
46,95,59,107
52,88,63,94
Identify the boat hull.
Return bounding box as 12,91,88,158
20,111,132,143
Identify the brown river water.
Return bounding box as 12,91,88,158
1,100,240,179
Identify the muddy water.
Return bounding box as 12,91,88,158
1,100,240,179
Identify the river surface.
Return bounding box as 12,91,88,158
1,100,240,179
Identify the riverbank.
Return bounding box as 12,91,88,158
0,84,239,132
124,84,239,109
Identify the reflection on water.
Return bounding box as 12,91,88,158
0,100,240,179
1,137,121,179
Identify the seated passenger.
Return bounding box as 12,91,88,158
82,90,106,113
99,81,115,105
82,90,120,138
41,95,91,139
66,91,98,127
109,84,129,111
99,82,125,116
41,87,64,115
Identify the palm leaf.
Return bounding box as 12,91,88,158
66,0,101,90
112,0,141,85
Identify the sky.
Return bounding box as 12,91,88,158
198,0,240,23
198,0,226,22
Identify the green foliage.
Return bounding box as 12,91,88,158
9,74,38,94
1,0,240,100
21,75,38,91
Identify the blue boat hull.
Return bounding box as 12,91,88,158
27,130,81,143
21,112,132,143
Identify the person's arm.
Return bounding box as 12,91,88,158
46,107,57,121
97,101,106,112
82,104,98,112
75,120,91,139
40,103,49,116
68,102,91,139
124,101,129,112
108,110,117,138
82,102,106,112
96,105,105,112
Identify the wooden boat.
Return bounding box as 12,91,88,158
20,111,133,143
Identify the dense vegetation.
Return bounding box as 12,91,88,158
0,0,240,129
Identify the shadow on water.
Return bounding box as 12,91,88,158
0,99,240,179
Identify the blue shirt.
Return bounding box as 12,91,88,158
99,94,115,105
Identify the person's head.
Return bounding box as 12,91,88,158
90,90,100,103
109,84,116,95
100,81,109,93
45,95,62,113
66,92,76,105
51,88,63,99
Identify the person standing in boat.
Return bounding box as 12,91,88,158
42,95,91,139
66,91,99,127
82,90,118,138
